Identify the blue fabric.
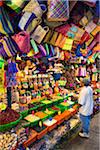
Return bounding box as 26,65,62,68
80,114,91,134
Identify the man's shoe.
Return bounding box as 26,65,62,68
79,132,89,138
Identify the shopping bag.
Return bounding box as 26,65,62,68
23,0,46,18
12,31,31,54
0,36,20,59
0,6,14,35
49,32,59,46
47,0,69,21
31,25,49,44
18,12,41,34
5,0,27,13
31,39,39,54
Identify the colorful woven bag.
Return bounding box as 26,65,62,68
5,0,27,13
0,36,20,59
18,12,41,34
47,0,69,21
31,25,49,44
23,0,46,18
12,31,31,54
0,5,14,35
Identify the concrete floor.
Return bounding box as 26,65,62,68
55,113,100,150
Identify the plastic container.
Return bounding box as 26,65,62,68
41,100,53,108
20,110,29,118
59,102,71,110
68,108,77,115
51,99,59,105
35,111,49,121
54,105,65,112
43,119,57,131
51,106,61,112
33,125,48,139
54,115,65,125
0,114,22,132
62,110,72,120
33,102,46,111
44,108,56,117
24,114,40,126
20,120,31,128
28,106,38,114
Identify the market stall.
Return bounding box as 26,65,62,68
0,0,99,149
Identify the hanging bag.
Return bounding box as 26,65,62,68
0,36,20,59
12,31,31,54
31,25,49,44
0,4,14,35
18,12,41,34
5,0,27,13
47,0,69,21
23,0,46,18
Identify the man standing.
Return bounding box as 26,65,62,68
78,78,94,138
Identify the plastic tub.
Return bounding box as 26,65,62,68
41,100,53,108
33,125,48,139
33,102,46,111
54,114,65,125
59,102,72,110
20,120,31,128
44,108,56,117
24,114,40,126
0,114,22,132
62,110,72,120
54,105,65,112
35,111,49,121
20,110,29,118
43,119,57,131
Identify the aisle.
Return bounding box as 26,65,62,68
55,113,100,150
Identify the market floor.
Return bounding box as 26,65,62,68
55,113,100,150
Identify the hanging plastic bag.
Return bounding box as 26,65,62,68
12,31,31,54
47,0,69,21
0,3,14,35
4,0,28,13
23,0,47,18
31,25,49,44
0,36,20,59
18,12,41,34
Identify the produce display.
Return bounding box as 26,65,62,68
43,119,57,126
24,114,40,123
35,111,48,120
0,107,20,125
0,131,17,150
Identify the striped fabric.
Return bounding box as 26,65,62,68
48,0,69,21
0,36,20,59
0,7,14,35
